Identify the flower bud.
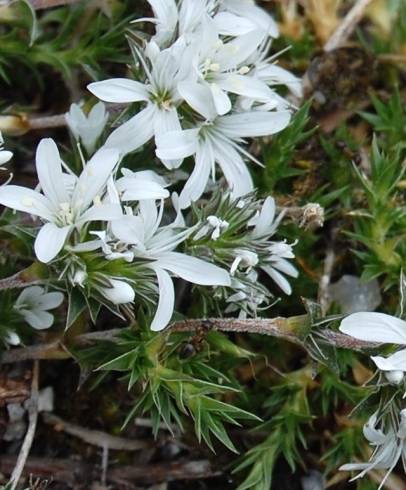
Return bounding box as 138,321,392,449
101,279,135,305
385,370,404,385
72,270,87,287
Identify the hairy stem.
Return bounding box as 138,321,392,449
1,317,378,364
0,263,47,290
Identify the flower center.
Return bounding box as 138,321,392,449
56,202,75,226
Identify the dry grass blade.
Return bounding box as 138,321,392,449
324,0,374,51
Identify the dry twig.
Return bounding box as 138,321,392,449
0,456,220,485
42,412,151,451
324,0,374,51
318,249,336,316
9,360,40,490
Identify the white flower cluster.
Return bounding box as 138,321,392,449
87,0,301,209
339,311,406,485
340,410,406,489
0,0,301,334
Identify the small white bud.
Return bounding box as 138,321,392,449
385,370,404,385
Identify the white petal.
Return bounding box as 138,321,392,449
178,142,212,209
258,64,303,98
211,139,253,197
36,138,69,208
73,148,119,212
118,179,169,201
262,265,292,295
34,223,71,263
218,75,273,101
15,285,44,307
158,252,231,286
0,150,13,164
155,128,199,161
339,312,406,344
253,197,275,237
153,107,184,169
218,111,291,138
105,106,155,155
101,279,135,305
272,258,298,278
210,83,232,116
0,185,54,221
77,204,122,225
339,463,373,472
111,215,144,245
36,291,64,310
178,81,217,120
153,107,181,136
214,12,256,36
87,79,149,103
21,309,54,330
216,31,265,70
150,267,175,331
371,350,406,372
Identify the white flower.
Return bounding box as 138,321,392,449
87,40,194,165
261,241,298,295
250,197,298,295
340,312,406,375
225,271,268,319
340,410,406,490
99,278,135,305
156,110,291,208
65,102,108,154
0,138,122,263
249,196,283,238
194,215,229,240
230,249,259,275
179,26,278,117
0,131,12,169
109,200,230,331
143,0,279,48
14,286,64,330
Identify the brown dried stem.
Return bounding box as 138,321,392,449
43,413,152,451
1,317,379,364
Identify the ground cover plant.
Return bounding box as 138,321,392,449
1,0,406,489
